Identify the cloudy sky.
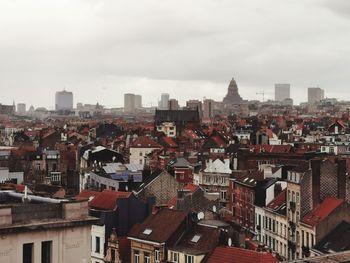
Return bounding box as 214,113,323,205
1,0,350,109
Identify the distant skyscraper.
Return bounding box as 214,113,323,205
168,99,179,110
203,99,214,119
135,95,142,109
55,90,73,110
308,87,324,104
159,93,170,109
275,84,290,101
124,93,135,112
17,103,26,115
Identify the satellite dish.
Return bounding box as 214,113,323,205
197,212,205,221
213,205,217,213
125,185,129,192
228,238,232,247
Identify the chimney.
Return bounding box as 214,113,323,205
336,158,346,200
311,159,321,209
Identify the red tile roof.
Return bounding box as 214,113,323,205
301,197,344,226
89,190,131,210
207,247,279,263
130,136,162,148
267,189,286,211
75,189,101,201
162,136,178,148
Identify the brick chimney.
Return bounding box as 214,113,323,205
311,159,321,209
336,158,346,200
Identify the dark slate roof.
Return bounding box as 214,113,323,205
128,208,188,243
169,225,220,255
168,157,192,168
314,221,350,253
155,109,200,124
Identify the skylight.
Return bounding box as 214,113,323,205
191,235,201,243
143,228,152,235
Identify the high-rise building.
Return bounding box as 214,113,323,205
168,99,180,110
159,93,170,109
275,84,290,101
203,99,214,119
135,95,142,109
16,103,26,115
308,87,324,104
124,93,135,112
55,90,73,110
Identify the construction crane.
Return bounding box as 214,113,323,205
256,91,265,102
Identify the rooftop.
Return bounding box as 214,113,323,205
301,197,344,227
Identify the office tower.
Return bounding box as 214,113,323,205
124,93,135,112
55,90,73,110
159,93,170,109
168,99,180,110
135,95,142,109
308,87,324,104
16,103,26,115
203,99,214,119
275,84,291,101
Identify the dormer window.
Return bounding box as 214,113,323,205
190,235,201,243
143,228,152,235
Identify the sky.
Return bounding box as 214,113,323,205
1,0,350,109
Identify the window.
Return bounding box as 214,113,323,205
51,172,61,182
155,250,160,262
144,252,150,263
111,249,116,261
95,236,100,253
23,243,33,263
220,190,227,201
139,152,143,156
134,250,140,263
171,252,179,263
41,241,52,263
185,255,194,263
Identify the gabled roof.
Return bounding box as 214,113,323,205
130,136,162,148
168,157,191,168
128,208,188,243
207,247,279,263
89,190,131,210
301,197,344,227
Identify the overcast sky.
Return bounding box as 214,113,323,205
1,0,350,109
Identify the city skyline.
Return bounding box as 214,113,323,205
1,0,350,108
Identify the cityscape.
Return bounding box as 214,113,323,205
2,1,350,263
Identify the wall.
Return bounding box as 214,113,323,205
0,225,91,263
